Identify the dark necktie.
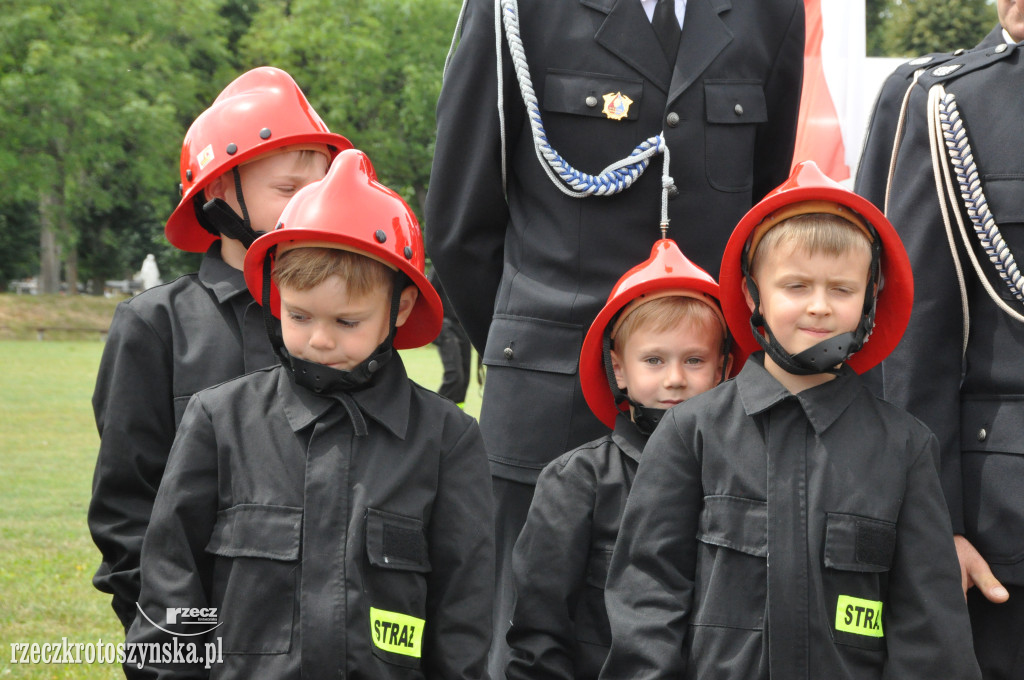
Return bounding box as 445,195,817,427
652,0,681,65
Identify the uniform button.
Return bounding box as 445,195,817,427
995,43,1009,53
503,346,514,360
977,428,987,442
734,103,744,116
666,112,680,127
585,95,598,108
953,48,965,56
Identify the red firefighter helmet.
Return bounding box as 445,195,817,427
719,160,914,374
244,149,443,350
579,239,743,428
166,66,353,253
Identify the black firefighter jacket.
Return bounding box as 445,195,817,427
868,41,1024,588
125,357,495,679
507,414,645,680
601,356,980,680
89,243,276,629
425,0,804,479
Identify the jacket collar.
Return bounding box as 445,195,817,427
277,355,412,439
198,241,252,304
611,412,648,463
591,0,732,99
736,353,860,435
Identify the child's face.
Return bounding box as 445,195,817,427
280,275,417,370
210,148,329,232
745,242,871,359
610,318,725,411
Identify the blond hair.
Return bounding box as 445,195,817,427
613,296,726,355
750,213,872,278
272,246,394,298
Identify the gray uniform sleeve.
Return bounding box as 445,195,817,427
601,411,699,680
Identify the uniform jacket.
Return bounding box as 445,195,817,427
507,414,644,680
125,357,495,679
425,0,804,478
873,42,1024,586
602,355,980,680
88,244,276,628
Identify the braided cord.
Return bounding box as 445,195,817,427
938,92,1024,305
499,0,667,199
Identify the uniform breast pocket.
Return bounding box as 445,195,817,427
204,504,302,655
365,508,432,670
541,70,646,159
703,80,768,193
823,512,895,652
692,495,767,630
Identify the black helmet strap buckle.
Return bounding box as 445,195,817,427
196,167,266,249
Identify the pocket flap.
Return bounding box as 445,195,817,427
824,512,896,572
366,508,431,573
205,504,302,561
704,81,768,124
697,495,767,557
483,315,584,374
543,69,644,120
960,398,1024,454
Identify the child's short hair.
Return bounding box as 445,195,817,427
612,296,727,355
273,246,395,298
750,213,873,278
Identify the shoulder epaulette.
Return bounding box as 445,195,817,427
917,42,1017,87
890,51,958,80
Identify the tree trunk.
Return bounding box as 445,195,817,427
38,191,62,294
65,242,79,295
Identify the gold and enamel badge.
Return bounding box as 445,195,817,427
602,92,633,121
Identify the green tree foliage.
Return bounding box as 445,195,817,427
0,0,230,292
877,0,995,57
239,0,461,218
0,0,468,290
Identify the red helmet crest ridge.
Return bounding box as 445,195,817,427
166,66,353,253
719,160,914,374
580,239,742,428
244,149,443,349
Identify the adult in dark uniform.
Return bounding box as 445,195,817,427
425,0,803,675
862,2,1024,676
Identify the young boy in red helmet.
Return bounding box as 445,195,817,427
506,239,738,680
601,161,981,680
88,66,352,630
125,149,493,678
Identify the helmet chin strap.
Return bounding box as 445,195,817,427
195,167,266,248
743,236,881,376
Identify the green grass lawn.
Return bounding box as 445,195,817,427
0,339,481,678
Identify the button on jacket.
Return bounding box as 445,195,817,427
507,414,645,680
126,357,494,679
89,244,276,629
602,355,980,680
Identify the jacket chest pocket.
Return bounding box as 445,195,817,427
692,495,768,630
703,80,767,192
365,508,431,670
823,512,896,652
205,504,302,655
